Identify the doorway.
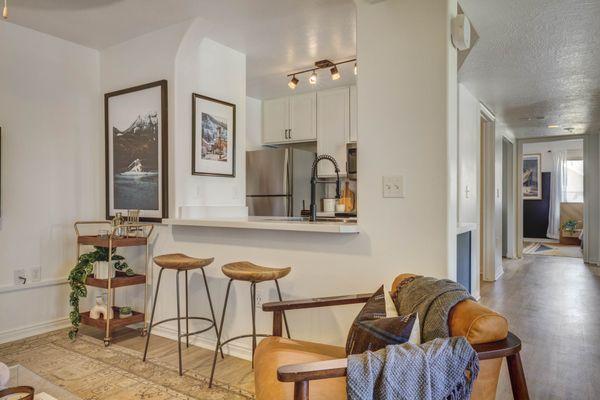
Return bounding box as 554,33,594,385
519,138,584,259
502,138,515,259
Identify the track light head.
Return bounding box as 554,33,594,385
3,0,8,19
330,66,340,80
309,70,318,85
288,75,299,89
354,62,358,75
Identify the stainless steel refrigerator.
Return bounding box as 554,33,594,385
246,148,318,216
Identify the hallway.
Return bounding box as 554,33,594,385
481,256,600,399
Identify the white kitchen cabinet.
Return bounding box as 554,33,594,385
262,97,289,144
317,87,350,177
262,93,316,144
289,92,317,142
349,85,358,143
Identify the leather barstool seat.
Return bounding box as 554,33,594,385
221,261,291,282
154,253,214,270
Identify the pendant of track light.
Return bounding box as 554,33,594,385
288,75,299,89
354,62,358,75
309,70,318,85
3,0,8,19
330,65,340,80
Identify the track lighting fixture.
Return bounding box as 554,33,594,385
330,66,340,80
3,0,8,19
354,62,358,75
288,75,299,89
286,57,356,89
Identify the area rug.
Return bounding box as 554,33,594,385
0,330,253,400
523,241,583,258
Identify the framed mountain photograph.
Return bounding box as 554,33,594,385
523,153,542,200
105,80,168,222
192,93,236,177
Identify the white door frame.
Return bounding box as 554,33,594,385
516,134,590,261
502,136,518,259
480,104,498,281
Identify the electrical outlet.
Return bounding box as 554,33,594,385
255,294,263,309
14,269,27,285
29,267,41,283
465,185,471,199
383,176,404,198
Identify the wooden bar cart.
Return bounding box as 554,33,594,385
74,221,154,346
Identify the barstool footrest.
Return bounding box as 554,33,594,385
180,325,217,338
149,316,215,330
218,333,270,348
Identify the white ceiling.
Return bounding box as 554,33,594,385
459,0,600,138
3,0,356,99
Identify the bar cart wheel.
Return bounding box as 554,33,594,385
104,340,111,347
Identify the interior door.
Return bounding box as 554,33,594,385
317,87,350,177
263,97,289,144
289,92,317,142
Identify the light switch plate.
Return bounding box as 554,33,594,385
29,267,41,283
14,269,27,285
383,176,404,198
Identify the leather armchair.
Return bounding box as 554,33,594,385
254,274,529,400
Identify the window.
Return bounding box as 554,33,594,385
565,159,584,202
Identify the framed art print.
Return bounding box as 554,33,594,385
192,93,236,177
105,80,168,222
523,153,542,200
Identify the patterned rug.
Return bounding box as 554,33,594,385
523,241,583,258
0,330,253,400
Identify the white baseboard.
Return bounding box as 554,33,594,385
0,317,70,344
151,325,253,361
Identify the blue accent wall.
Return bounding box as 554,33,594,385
523,172,551,239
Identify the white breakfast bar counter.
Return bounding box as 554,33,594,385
162,216,360,234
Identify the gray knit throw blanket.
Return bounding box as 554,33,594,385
395,277,474,342
347,337,480,400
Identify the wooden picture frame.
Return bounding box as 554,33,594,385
523,153,542,200
192,93,236,177
105,80,168,222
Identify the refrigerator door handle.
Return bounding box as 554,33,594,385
283,149,290,216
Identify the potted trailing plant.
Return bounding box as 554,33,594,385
561,219,578,235
68,246,133,339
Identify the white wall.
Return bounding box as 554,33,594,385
246,97,263,151
523,140,583,172
457,84,480,297
0,21,101,340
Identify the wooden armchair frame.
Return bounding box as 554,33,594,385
262,293,530,400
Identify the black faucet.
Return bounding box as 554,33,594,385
310,154,341,222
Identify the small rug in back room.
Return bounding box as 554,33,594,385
523,241,583,258
0,329,253,400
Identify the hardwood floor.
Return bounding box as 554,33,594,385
83,254,600,399
481,255,600,399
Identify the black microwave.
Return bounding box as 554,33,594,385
346,143,357,180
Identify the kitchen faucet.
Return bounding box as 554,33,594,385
310,154,341,222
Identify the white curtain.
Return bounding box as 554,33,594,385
547,150,568,239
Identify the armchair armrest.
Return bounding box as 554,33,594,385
262,293,373,312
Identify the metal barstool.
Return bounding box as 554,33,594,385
143,253,224,376
208,261,291,387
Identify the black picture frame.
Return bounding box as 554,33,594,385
104,80,169,222
192,93,236,177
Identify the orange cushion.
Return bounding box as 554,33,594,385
254,337,346,400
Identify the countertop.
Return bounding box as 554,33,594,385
162,216,359,234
